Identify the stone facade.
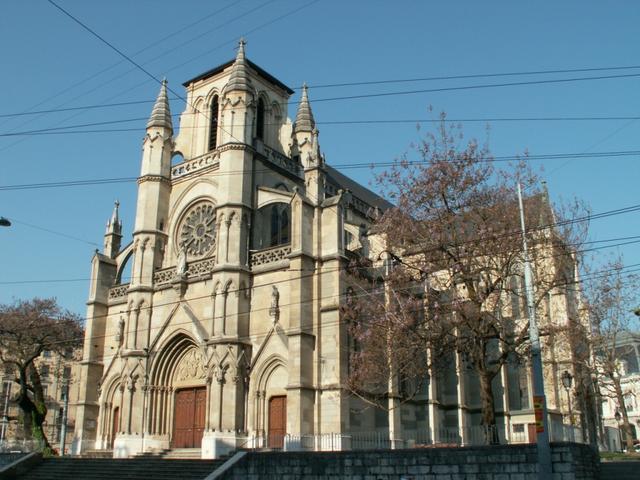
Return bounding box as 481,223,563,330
600,332,640,444
71,41,391,458
71,41,588,459
217,443,600,480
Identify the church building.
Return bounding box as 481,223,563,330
72,40,391,458
72,41,585,459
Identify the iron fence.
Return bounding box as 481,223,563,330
241,423,587,453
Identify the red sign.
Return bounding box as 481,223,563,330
533,395,545,433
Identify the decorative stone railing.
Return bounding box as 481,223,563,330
188,256,216,277
153,255,216,286
262,145,303,178
250,245,292,267
153,267,176,286
108,283,130,300
171,151,220,179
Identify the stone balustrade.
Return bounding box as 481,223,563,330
262,145,303,178
171,151,219,179
108,283,130,300
249,245,291,267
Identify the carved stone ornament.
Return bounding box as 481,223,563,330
115,317,125,346
269,285,280,322
176,349,206,381
179,201,216,258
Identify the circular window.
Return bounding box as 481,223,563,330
178,201,216,258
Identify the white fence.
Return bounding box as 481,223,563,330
241,424,587,452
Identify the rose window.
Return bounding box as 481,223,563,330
179,202,216,257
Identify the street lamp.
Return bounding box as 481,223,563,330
0,217,11,227
561,371,574,426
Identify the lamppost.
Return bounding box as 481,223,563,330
614,410,623,452
561,371,574,426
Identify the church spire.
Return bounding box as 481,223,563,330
294,83,315,133
224,38,252,93
106,200,122,235
147,79,173,131
104,200,123,258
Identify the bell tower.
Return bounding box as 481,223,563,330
131,80,173,288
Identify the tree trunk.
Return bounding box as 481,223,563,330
613,378,635,452
15,365,51,452
478,368,499,444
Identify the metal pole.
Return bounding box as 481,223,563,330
1,382,11,442
59,382,69,456
517,183,552,479
564,387,574,426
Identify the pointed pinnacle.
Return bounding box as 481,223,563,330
106,200,122,235
147,79,173,131
224,38,252,93
294,82,315,133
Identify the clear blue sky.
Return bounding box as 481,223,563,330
1,0,639,316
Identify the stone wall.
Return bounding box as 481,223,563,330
218,442,599,480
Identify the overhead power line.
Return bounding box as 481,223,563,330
4,232,640,286
306,64,640,89
16,259,640,348
1,149,639,192
2,71,640,121
3,115,640,138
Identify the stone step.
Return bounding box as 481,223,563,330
77,449,113,458
600,461,640,480
17,457,224,480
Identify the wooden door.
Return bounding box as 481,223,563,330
172,387,206,448
111,407,119,449
193,388,206,443
527,423,537,443
268,396,286,448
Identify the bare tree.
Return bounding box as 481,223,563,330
345,117,588,442
0,298,82,452
584,257,640,451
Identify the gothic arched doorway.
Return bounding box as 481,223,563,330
148,333,207,448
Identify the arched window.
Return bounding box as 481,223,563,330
208,95,219,150
255,202,290,248
256,97,265,140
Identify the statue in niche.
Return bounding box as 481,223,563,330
269,285,280,321
176,242,188,278
115,317,125,346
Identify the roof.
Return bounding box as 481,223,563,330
182,58,295,95
325,165,393,212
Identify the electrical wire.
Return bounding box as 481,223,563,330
26,259,640,350
1,149,639,192
3,115,640,138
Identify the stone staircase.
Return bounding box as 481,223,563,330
17,456,225,480
134,448,203,459
600,461,640,480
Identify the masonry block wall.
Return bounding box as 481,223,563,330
220,443,599,480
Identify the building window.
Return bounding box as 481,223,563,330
40,365,50,378
255,202,291,249
256,97,265,140
208,95,219,151
43,350,51,358
625,392,636,412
